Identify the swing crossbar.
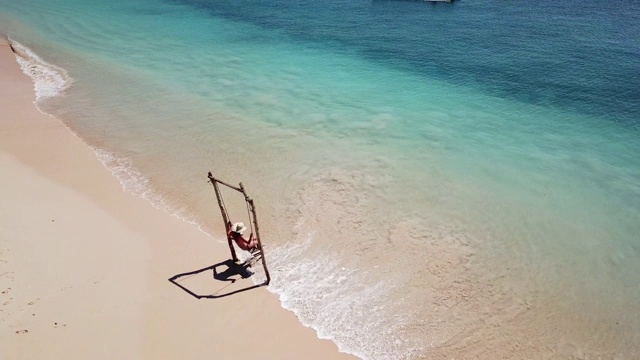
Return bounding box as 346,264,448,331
209,175,243,193
207,172,271,286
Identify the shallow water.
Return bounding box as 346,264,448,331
1,0,639,358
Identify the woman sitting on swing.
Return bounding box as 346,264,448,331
228,222,259,252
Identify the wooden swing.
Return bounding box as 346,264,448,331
207,172,271,286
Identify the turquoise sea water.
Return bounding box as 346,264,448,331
1,0,639,358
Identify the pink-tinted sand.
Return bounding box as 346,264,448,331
0,37,356,360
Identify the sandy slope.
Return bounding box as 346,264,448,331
0,37,356,360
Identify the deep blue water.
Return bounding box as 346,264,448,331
167,0,640,126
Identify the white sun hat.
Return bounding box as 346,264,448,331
231,222,247,235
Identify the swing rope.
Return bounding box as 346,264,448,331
245,198,255,235
219,189,231,228
220,185,254,235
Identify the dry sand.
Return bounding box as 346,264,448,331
0,37,356,360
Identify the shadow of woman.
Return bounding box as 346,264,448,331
168,259,262,299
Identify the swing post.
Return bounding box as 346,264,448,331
240,184,271,286
208,172,238,262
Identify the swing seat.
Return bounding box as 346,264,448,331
249,246,260,254
239,251,262,268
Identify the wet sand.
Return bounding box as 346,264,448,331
0,37,356,360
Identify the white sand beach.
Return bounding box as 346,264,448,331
0,37,356,360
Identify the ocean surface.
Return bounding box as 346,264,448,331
1,0,639,358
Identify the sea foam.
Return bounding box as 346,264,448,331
266,223,422,360
93,148,211,234
9,39,71,100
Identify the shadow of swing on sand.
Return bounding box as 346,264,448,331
168,259,264,299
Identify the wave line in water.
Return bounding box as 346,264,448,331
268,227,422,360
9,39,71,100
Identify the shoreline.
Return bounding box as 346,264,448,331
0,37,357,359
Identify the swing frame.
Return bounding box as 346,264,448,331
207,172,271,286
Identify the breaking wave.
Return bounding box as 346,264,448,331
9,39,71,100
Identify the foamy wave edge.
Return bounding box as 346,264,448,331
92,149,212,235
8,39,215,239
265,226,421,360
8,38,71,100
